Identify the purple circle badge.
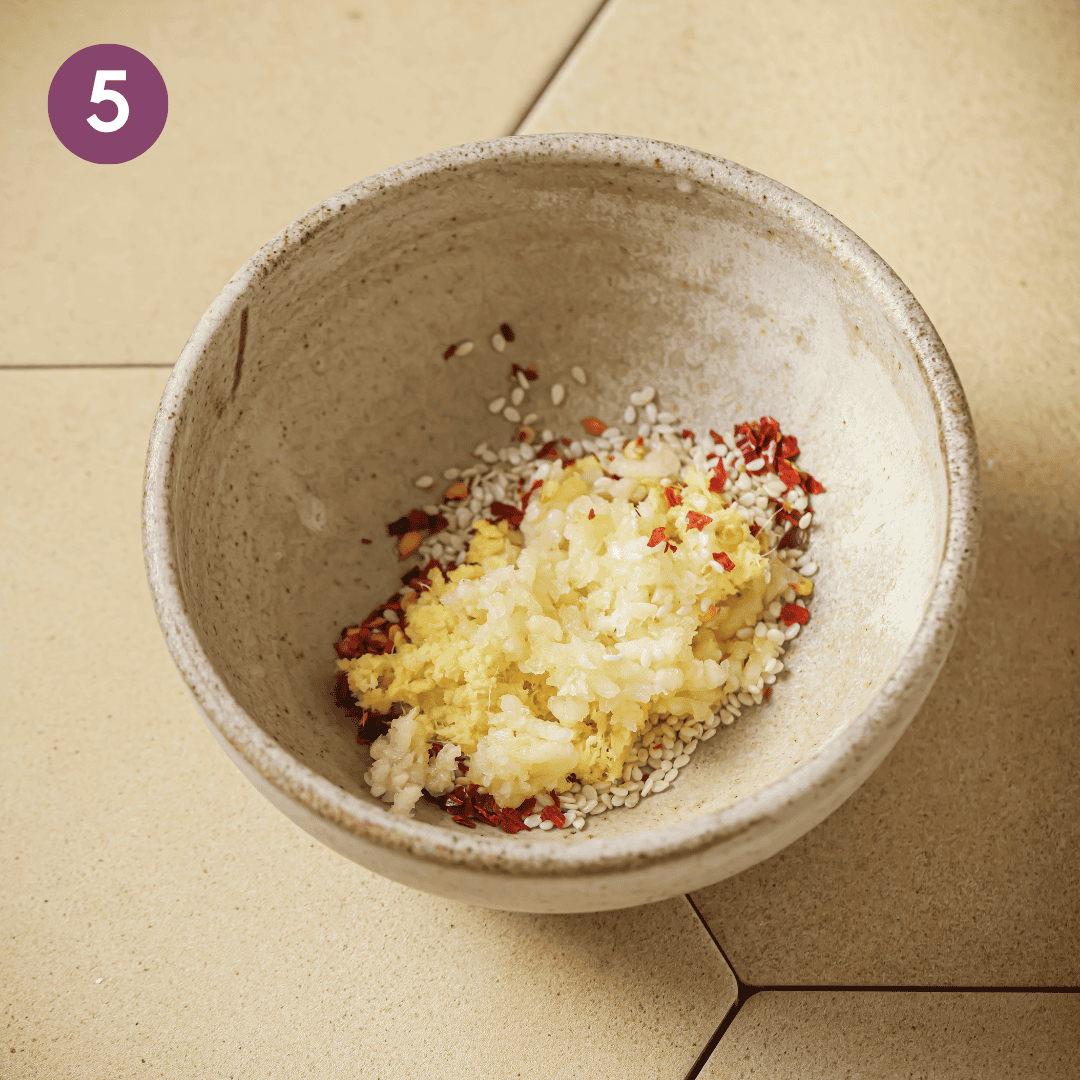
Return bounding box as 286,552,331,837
48,45,168,164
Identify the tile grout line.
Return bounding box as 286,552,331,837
683,894,752,1080
681,894,1078,1079
506,0,616,136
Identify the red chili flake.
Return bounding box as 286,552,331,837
526,364,538,380
443,343,457,360
757,415,780,442
709,429,725,444
428,742,444,759
518,797,537,818
489,501,525,528
647,526,668,548
777,525,805,550
686,511,713,532
749,523,761,537
561,438,572,446
588,508,595,520
713,551,735,571
361,538,373,545
778,434,800,460
537,440,560,460
540,803,566,829
386,515,412,537
801,472,825,495
681,428,695,440
773,505,802,527
780,602,809,626
664,485,683,507
407,508,428,529
500,322,515,342
582,417,607,436
763,686,772,701
709,458,728,493
777,458,802,489
334,632,364,659
444,481,470,501
428,513,449,534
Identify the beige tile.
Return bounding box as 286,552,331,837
524,0,1080,984
699,991,1080,1079
0,369,736,1077
1,0,598,365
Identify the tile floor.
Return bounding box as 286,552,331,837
2,1,1077,1076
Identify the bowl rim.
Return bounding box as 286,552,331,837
143,131,980,879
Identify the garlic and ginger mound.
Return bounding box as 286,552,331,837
340,442,800,816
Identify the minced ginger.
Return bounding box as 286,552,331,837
339,441,801,815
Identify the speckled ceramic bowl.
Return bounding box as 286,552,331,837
143,133,978,913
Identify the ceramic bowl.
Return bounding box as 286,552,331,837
143,133,979,913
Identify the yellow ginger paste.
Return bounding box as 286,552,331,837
340,442,799,812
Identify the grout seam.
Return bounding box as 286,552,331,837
682,894,1078,1079
507,0,615,136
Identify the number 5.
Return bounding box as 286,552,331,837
87,70,129,133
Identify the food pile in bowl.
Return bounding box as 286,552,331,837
334,325,824,836
144,133,977,911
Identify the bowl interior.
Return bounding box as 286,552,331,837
164,147,948,843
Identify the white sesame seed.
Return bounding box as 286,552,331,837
755,622,768,638
571,365,587,385
652,778,671,793
623,405,636,425
491,332,506,352
503,406,521,422
511,386,525,406
701,728,718,740
443,467,461,480
572,817,586,830
519,443,535,460
414,475,434,489
746,458,765,472
641,774,656,796
656,411,677,424
551,383,565,406
645,402,658,423
488,396,506,414
481,450,498,464
516,371,530,391
785,623,801,640
799,512,812,529
523,413,539,425
538,819,554,830
624,791,640,808
456,340,474,356
581,785,597,801
423,505,439,517
767,627,786,645
802,561,818,576
672,754,690,769
629,386,656,406
610,794,625,806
